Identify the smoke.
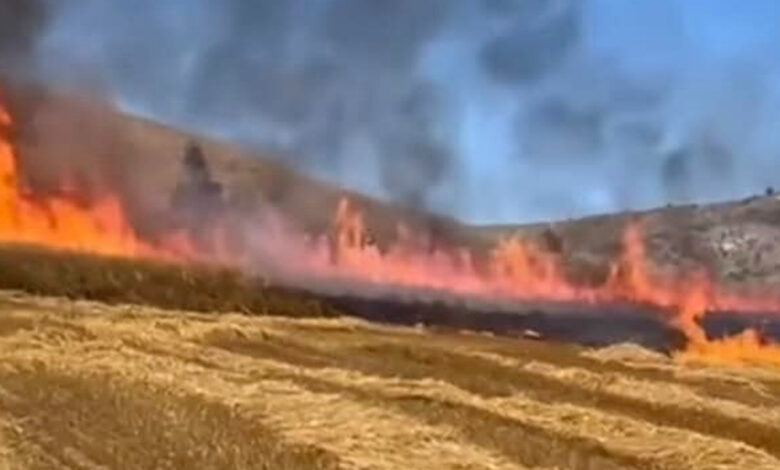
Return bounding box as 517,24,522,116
479,0,581,84
0,0,52,150
1,85,177,243
0,0,156,224
322,0,446,71
10,0,780,223
0,0,50,78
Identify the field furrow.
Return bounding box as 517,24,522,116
0,292,778,469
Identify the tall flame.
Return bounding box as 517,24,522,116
0,92,193,259
323,199,780,366
1,88,779,367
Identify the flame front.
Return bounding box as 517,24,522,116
0,93,196,259
322,199,780,366
1,88,779,367
0,101,146,256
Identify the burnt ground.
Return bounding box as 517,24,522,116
329,295,688,350
328,295,780,351
0,241,777,355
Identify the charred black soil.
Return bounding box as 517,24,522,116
0,242,776,354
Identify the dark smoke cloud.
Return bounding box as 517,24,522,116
518,63,668,154
322,0,446,71
522,96,604,161
50,0,457,213
480,0,581,84
184,1,297,123
0,0,49,77
12,0,780,223
376,82,451,208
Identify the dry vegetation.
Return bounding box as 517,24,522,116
0,236,774,469
0,243,341,320
3,88,780,469
0,242,773,469
0,291,778,469
13,86,780,285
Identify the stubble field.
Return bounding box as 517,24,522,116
1,89,780,469
0,289,779,470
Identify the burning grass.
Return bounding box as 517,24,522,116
3,84,780,367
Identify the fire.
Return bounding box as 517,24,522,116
320,199,485,291
1,86,779,367
0,89,189,259
489,236,576,298
604,225,780,366
323,200,780,366
675,329,780,368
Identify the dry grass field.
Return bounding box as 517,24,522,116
2,87,780,469
0,291,779,469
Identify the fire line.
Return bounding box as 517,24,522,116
1,87,779,367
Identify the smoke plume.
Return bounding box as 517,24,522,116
8,0,780,223
0,0,49,78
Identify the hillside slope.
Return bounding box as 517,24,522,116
9,86,780,289
2,87,780,470
484,194,780,287
5,85,472,250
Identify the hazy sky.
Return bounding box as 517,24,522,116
35,0,780,223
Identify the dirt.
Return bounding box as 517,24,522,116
0,291,778,470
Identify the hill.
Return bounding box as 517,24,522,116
4,84,474,252
1,86,780,469
9,84,780,291
483,194,780,288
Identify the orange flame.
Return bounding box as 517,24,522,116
1,87,779,367
675,329,780,368
605,224,780,365
0,90,190,259
323,200,780,366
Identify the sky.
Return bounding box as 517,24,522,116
28,0,780,224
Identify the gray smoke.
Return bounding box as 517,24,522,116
480,0,581,84
0,0,50,78
13,0,780,223
36,0,456,212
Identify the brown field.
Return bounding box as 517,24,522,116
0,290,779,469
